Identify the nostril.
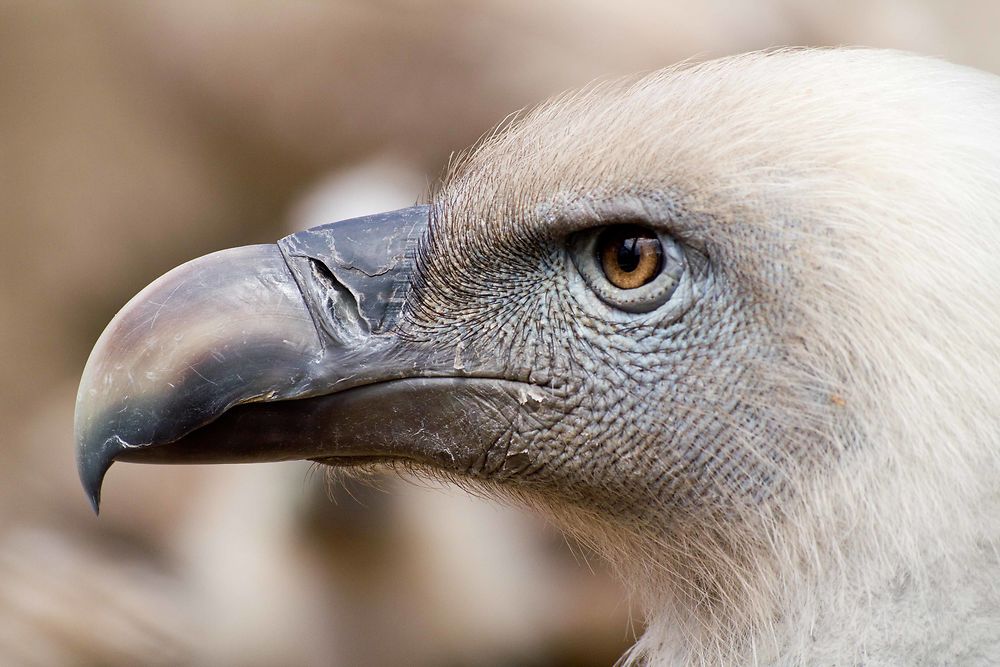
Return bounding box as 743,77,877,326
278,207,428,336
307,258,372,343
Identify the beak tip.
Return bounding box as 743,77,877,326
86,489,102,516
77,434,129,516
80,463,105,516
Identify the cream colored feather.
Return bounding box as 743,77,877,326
441,49,1000,665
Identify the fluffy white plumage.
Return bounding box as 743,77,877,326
629,50,1000,666
444,49,1000,665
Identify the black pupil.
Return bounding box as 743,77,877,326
617,237,642,272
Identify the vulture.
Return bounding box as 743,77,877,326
75,49,1000,665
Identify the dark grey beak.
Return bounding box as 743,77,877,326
76,206,541,513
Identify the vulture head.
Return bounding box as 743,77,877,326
76,49,1000,664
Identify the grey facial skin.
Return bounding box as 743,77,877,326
76,206,547,512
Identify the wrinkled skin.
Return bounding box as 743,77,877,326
405,192,795,523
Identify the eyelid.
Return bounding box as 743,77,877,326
534,193,685,238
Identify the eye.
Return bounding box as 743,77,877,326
569,223,686,313
598,225,663,289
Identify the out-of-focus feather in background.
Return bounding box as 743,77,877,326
1,1,996,664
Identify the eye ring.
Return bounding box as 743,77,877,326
569,223,686,313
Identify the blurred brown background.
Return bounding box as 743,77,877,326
1,1,997,665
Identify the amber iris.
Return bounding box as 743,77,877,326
597,225,663,289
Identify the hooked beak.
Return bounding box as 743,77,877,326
76,206,542,513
